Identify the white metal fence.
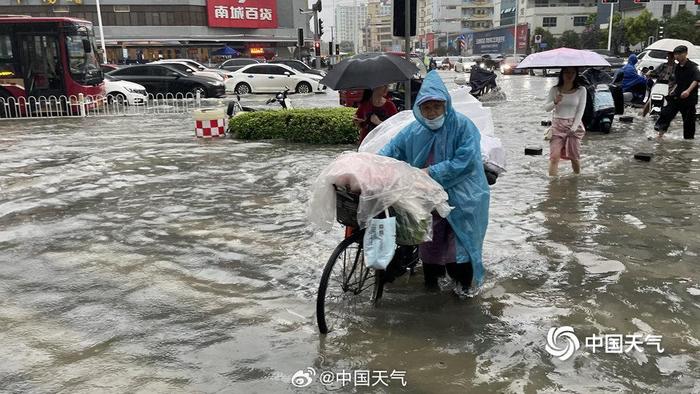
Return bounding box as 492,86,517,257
0,93,206,120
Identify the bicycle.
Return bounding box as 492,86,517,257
316,185,421,334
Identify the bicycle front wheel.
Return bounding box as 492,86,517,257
316,230,381,334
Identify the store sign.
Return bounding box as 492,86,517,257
207,0,278,29
15,0,83,4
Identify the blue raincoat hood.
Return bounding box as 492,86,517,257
379,71,491,286
620,54,646,92
412,71,454,130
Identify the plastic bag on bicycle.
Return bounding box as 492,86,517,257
308,152,452,242
363,211,396,270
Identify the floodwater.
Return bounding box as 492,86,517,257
0,72,698,393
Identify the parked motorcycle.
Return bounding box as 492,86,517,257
265,87,293,110
226,87,293,118
226,94,256,117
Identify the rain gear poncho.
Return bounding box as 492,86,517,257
378,71,490,286
620,54,648,93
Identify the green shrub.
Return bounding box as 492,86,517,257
229,107,358,144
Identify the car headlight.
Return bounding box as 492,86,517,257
125,87,141,93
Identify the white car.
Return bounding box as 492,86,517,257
104,74,148,105
227,63,326,94
152,61,224,81
154,59,235,80
636,41,700,73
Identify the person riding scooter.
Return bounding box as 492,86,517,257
615,54,648,104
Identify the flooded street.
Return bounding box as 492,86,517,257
1,72,698,393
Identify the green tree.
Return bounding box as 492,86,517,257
625,10,659,47
586,13,597,28
531,27,555,52
338,41,355,53
662,9,700,43
581,26,604,49
558,30,581,49
610,13,629,55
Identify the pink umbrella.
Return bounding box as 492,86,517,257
516,48,611,69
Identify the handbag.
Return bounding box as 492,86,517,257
363,209,397,270
544,126,552,141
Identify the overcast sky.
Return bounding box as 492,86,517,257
308,0,368,28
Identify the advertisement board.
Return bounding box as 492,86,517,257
472,24,528,54
207,0,278,29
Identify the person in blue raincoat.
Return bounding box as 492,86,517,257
616,54,649,101
379,71,490,297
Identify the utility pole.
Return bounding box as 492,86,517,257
607,2,614,52
314,11,321,69
353,0,359,54
404,0,411,110
95,0,107,63
514,0,518,56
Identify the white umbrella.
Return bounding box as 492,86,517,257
645,38,700,58
516,47,611,69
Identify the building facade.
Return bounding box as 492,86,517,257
495,0,517,28
335,4,368,47
461,0,494,32
597,0,699,26
5,0,313,63
367,0,395,52
519,0,597,37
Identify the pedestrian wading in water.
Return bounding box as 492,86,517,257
543,67,587,176
379,71,490,298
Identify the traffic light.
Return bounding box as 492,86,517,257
329,42,334,56
392,0,417,37
335,44,340,54
658,25,664,39
297,28,304,48
314,41,321,56
696,0,700,5
318,19,324,37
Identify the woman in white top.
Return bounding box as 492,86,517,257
543,67,587,176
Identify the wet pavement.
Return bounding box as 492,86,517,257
0,71,698,393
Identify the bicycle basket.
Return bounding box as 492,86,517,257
334,185,360,228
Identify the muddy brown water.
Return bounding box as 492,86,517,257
0,73,698,393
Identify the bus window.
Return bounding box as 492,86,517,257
0,35,17,78
18,34,62,95
65,34,101,85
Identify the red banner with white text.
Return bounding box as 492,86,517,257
207,0,278,29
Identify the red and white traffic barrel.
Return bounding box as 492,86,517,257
193,107,227,138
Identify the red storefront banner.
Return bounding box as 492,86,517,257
516,23,529,52
207,0,278,29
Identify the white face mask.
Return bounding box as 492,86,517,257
424,114,445,130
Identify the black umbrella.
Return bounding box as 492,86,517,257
320,54,419,90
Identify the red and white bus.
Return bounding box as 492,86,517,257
0,15,104,116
